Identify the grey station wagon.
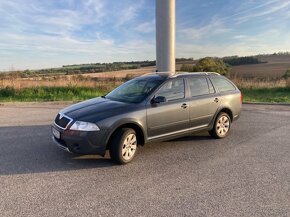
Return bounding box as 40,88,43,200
52,72,242,164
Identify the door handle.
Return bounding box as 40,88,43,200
214,98,219,103
181,103,188,109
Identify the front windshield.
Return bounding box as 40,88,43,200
106,78,163,103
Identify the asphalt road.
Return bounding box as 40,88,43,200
0,103,290,217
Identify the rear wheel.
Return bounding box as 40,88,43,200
209,112,231,139
109,128,137,164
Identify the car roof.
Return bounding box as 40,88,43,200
139,72,221,80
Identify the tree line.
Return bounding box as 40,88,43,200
222,56,266,66
180,55,269,76
1,61,157,78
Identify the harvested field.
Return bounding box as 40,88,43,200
81,66,156,79
230,55,290,79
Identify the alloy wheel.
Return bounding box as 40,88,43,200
121,133,137,161
216,115,230,137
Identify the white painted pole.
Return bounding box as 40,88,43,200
156,0,176,75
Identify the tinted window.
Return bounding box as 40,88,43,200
188,77,210,97
210,76,236,92
155,79,185,101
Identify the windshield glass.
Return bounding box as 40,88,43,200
106,78,163,103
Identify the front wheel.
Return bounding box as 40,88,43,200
209,112,231,139
109,128,138,164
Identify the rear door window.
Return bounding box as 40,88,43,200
210,76,236,92
187,77,210,97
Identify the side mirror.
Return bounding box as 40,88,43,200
151,96,167,104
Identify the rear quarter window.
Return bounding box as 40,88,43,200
210,76,236,92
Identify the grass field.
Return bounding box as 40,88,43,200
0,86,106,102
241,87,290,103
1,85,290,103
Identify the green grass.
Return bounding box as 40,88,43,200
0,86,106,102
0,86,290,103
241,87,290,103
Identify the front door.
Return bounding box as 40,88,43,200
146,78,189,140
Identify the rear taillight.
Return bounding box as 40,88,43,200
240,93,243,104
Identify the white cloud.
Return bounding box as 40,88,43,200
0,30,155,70
0,0,107,36
114,0,144,27
179,19,231,40
85,0,105,15
135,20,155,33
177,28,290,58
233,1,290,24
1,0,290,70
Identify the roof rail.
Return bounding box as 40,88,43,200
204,72,221,76
182,72,221,76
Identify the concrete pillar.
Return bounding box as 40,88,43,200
156,0,176,75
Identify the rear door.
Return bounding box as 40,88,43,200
146,78,190,140
187,76,220,128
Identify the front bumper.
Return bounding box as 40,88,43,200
52,136,71,153
51,125,107,156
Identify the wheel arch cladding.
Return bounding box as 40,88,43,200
219,108,233,121
106,123,145,149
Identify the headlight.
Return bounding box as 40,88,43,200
70,121,100,131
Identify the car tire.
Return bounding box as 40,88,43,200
209,112,231,139
109,128,138,164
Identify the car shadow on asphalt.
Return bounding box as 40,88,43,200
167,132,213,142
0,125,217,176
0,125,116,175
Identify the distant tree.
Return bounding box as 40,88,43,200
180,64,195,72
283,68,290,79
176,57,194,63
193,57,229,76
276,51,290,56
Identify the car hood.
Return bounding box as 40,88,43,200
60,97,131,122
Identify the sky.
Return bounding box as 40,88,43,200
0,0,290,70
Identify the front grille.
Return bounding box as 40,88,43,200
55,114,72,129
